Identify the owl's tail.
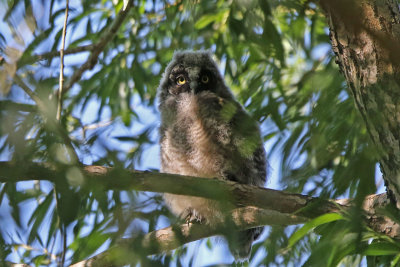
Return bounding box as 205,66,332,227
229,227,264,261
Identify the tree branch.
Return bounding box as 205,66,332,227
0,162,398,234
0,161,398,265
62,0,134,95
70,194,400,266
0,162,340,218
70,207,306,266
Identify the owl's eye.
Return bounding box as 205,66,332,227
176,76,186,85
201,75,209,84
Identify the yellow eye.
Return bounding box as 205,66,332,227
177,76,186,85
201,75,209,84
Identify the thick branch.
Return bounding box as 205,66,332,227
0,161,398,234
0,162,339,218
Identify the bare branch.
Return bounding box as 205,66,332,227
35,45,95,62
81,119,113,139
62,0,134,95
16,45,95,66
56,0,69,121
5,263,31,267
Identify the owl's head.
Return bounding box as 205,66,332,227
158,50,233,103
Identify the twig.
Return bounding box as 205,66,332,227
14,243,57,261
61,228,67,267
17,45,95,67
5,262,31,267
82,119,113,131
57,0,69,121
36,45,94,61
62,0,134,96
13,75,46,111
80,119,113,139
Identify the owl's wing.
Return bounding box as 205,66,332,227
252,145,267,186
227,104,267,186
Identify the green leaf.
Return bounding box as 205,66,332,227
365,242,400,256
27,189,55,244
194,9,229,29
288,213,344,247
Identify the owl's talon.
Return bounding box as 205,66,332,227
183,208,204,225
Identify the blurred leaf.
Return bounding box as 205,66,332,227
364,242,400,256
288,213,344,247
27,189,54,244
195,9,229,29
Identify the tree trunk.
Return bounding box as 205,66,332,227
319,0,400,208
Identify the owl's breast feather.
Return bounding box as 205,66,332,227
160,95,228,179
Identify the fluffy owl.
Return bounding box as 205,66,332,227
158,50,267,260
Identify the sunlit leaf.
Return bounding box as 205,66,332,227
288,213,344,247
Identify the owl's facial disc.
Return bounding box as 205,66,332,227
168,64,214,95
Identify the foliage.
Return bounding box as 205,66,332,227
0,0,398,266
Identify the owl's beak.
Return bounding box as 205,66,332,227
189,81,198,93
187,67,201,94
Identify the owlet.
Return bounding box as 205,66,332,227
158,50,267,260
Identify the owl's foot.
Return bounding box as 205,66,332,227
182,208,205,225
